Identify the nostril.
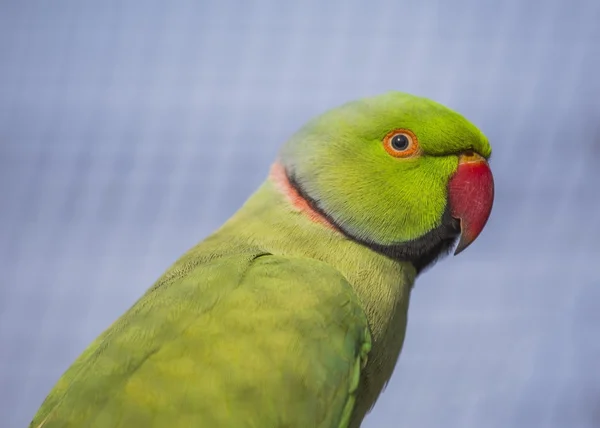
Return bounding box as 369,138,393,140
464,149,475,157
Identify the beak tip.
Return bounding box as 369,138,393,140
453,246,465,256
453,235,472,256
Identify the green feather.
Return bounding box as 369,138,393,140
32,249,371,427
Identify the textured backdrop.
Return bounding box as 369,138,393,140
1,1,600,427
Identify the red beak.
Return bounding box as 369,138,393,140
448,152,494,255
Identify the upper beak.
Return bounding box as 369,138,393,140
448,151,495,255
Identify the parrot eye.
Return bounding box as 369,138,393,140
391,134,409,150
383,129,420,158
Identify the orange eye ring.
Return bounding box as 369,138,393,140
383,129,420,158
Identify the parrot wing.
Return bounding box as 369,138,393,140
31,252,371,428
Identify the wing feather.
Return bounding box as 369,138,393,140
31,252,371,428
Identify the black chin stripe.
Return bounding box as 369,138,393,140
286,169,460,274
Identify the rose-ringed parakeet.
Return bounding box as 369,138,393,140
30,92,494,428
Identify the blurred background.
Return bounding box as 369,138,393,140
1,0,599,427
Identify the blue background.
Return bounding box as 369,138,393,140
1,1,599,427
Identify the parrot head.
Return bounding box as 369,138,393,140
275,91,494,272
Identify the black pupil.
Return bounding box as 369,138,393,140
391,134,409,150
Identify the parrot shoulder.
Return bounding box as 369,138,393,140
31,251,372,428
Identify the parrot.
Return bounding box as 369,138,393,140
30,91,494,428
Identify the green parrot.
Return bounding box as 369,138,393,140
30,92,494,428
